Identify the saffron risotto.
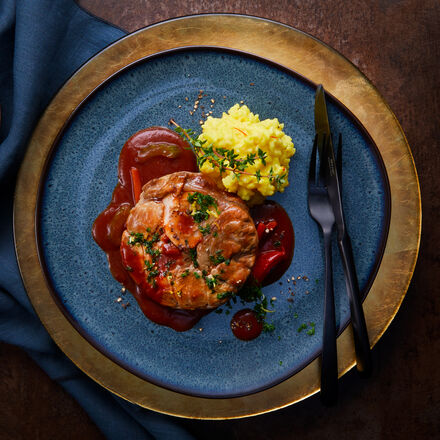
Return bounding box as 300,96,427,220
198,104,295,204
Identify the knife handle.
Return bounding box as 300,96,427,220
321,232,338,406
338,233,373,376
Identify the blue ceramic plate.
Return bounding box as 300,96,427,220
38,48,390,398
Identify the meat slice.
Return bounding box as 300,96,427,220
120,171,258,310
162,192,203,249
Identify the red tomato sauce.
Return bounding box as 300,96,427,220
92,126,208,331
250,200,295,286
230,308,263,341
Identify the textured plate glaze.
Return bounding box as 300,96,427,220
38,48,388,397
15,14,420,418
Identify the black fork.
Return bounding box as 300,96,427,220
307,134,338,406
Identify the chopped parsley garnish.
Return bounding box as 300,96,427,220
209,250,230,265
144,260,154,270
125,266,133,272
192,211,209,223
129,231,160,255
180,269,190,278
198,224,211,235
127,231,162,287
193,271,201,279
217,291,235,300
187,191,219,223
148,271,159,285
238,283,263,303
213,231,218,238
144,259,159,284
128,232,146,246
188,248,199,267
298,322,315,336
297,323,307,333
263,322,275,333
204,274,221,291
227,282,276,330
307,322,316,336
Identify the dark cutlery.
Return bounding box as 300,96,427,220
315,85,372,376
307,134,338,406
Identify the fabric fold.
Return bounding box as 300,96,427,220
0,1,196,438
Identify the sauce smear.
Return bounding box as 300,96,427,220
92,126,203,331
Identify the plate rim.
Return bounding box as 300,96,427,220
34,45,391,399
14,14,421,419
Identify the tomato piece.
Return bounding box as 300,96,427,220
252,249,286,284
250,201,294,285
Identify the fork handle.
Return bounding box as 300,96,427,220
338,233,372,376
321,232,338,406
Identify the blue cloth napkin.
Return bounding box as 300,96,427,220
0,1,196,438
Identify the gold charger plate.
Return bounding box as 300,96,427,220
14,14,421,419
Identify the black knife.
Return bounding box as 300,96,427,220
315,85,372,376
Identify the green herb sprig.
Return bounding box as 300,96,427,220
169,119,287,190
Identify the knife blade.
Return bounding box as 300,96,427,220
315,85,331,135
314,85,373,376
315,86,346,239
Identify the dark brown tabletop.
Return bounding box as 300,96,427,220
1,1,439,439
